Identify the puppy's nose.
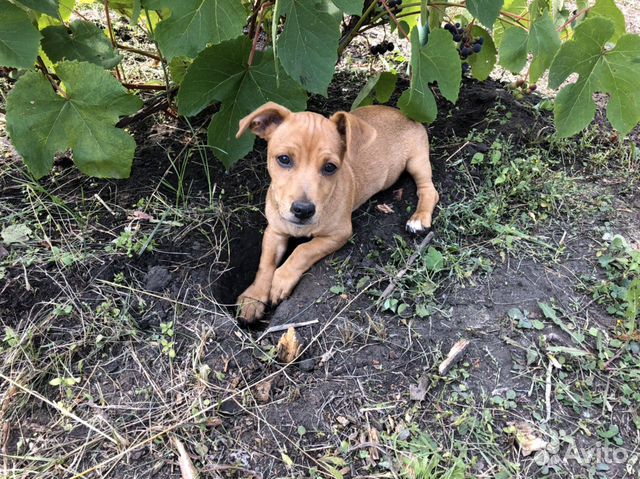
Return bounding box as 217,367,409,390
291,201,316,220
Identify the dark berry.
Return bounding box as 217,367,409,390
461,47,473,56
387,42,394,51
397,0,402,4
444,23,454,31
477,37,484,45
453,34,462,42
455,22,460,28
473,43,482,53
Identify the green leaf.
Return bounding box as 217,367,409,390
424,247,445,272
467,26,497,81
351,72,397,110
6,61,142,179
109,0,142,22
277,0,340,95
168,56,191,85
330,0,361,15
549,17,640,137
589,0,625,42
498,27,528,73
399,28,460,123
492,0,527,47
466,0,504,28
178,36,306,168
625,278,639,327
0,0,41,68
528,14,561,83
41,20,123,69
143,0,246,60
499,13,561,83
1,223,32,244
13,0,60,17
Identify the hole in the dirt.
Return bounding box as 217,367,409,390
213,225,312,311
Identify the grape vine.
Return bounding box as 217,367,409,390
0,0,638,178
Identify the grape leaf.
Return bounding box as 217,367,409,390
499,14,560,83
0,0,41,68
42,20,123,69
493,0,528,47
277,0,341,95
527,14,561,83
498,27,528,73
398,28,460,123
178,36,306,168
13,0,60,17
467,26,497,81
143,0,246,60
6,61,142,179
466,0,504,28
588,0,625,42
549,18,640,137
351,72,397,110
330,0,361,15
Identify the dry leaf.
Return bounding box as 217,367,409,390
507,421,548,457
368,427,380,462
277,327,302,363
130,210,154,221
376,203,395,214
393,188,404,201
409,375,429,401
171,435,200,479
336,416,350,427
255,378,273,403
320,348,335,365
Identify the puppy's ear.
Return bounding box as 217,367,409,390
236,102,292,140
330,111,377,157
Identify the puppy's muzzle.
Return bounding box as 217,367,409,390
290,201,316,221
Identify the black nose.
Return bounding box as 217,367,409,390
291,201,316,220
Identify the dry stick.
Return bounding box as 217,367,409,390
116,88,178,128
544,360,553,422
256,319,320,342
438,339,471,374
115,43,163,62
69,281,379,479
0,373,120,446
380,230,435,302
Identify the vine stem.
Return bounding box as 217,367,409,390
248,1,273,67
36,57,66,97
143,8,171,102
338,0,379,55
103,0,124,82
380,0,409,40
557,6,591,33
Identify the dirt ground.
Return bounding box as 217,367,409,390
1,7,640,479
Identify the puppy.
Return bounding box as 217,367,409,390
235,102,439,324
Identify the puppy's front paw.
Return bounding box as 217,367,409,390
270,268,299,304
406,212,433,234
236,293,266,326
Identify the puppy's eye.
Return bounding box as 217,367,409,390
322,162,338,175
276,155,292,168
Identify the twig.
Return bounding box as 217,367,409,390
36,57,64,96
544,360,553,422
171,436,199,479
380,0,409,40
438,339,471,374
115,87,177,128
257,319,319,342
557,7,591,33
121,82,167,91
380,230,435,301
338,0,379,55
115,43,163,62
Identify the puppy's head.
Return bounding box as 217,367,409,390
237,102,376,227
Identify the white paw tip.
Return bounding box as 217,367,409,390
406,219,424,233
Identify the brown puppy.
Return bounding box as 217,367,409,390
235,102,439,324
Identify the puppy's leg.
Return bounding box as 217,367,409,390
405,150,439,234
237,226,288,324
270,231,351,304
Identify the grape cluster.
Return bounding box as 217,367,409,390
507,78,538,100
444,23,484,60
378,0,403,10
370,40,395,55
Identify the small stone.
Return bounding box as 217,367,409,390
298,358,316,372
144,266,171,292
